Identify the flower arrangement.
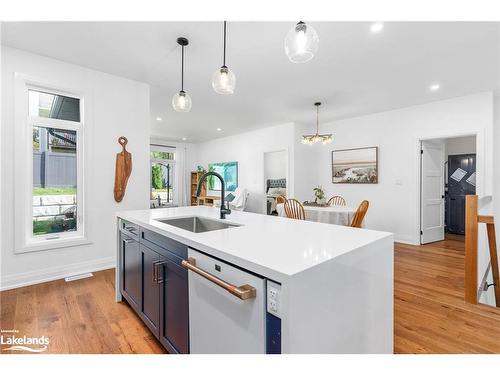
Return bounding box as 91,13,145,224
313,186,325,204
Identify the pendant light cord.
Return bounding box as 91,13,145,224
223,21,227,67
316,104,319,135
181,45,184,91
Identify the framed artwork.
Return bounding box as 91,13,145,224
331,146,378,184
208,161,238,191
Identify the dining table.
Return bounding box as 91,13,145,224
276,203,357,226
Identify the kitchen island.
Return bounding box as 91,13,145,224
116,206,393,354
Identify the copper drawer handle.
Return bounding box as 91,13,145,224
181,257,256,300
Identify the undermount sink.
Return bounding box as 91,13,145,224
156,216,241,233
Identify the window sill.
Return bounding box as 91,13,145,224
16,236,92,254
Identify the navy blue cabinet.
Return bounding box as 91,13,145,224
140,244,161,337
159,253,189,353
123,227,189,353
120,224,190,353
120,233,141,312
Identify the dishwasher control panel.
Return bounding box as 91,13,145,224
266,280,282,318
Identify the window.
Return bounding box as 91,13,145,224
150,145,175,206
14,76,86,252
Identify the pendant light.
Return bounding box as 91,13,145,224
172,37,192,112
212,21,236,94
302,102,332,145
284,21,319,63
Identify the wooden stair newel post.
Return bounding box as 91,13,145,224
114,136,132,202
465,195,478,304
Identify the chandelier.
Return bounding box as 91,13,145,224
302,102,332,145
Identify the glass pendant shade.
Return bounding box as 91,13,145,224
212,66,236,94
213,22,236,95
284,21,319,63
172,90,192,112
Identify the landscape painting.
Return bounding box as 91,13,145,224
208,161,238,191
332,147,378,184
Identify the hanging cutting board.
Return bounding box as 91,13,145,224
114,136,132,202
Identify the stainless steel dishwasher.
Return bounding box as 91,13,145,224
183,248,268,353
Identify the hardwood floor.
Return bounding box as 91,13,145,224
0,270,165,354
395,235,500,353
1,235,499,354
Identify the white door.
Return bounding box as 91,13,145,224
420,140,445,244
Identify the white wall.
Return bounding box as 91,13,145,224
264,150,287,181
445,135,476,158
294,92,494,244
194,123,295,213
1,46,151,290
492,26,500,306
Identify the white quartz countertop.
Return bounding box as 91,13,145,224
117,206,393,281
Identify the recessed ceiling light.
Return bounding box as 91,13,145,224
182,137,187,141
216,128,222,132
370,22,384,34
156,117,162,121
429,84,440,92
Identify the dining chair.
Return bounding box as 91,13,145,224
327,195,346,206
284,198,305,220
276,195,287,204
350,200,369,228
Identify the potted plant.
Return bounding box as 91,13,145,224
313,186,325,205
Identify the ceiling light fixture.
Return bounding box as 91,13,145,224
284,21,319,63
216,127,222,132
182,137,187,141
212,21,236,95
429,83,440,92
370,22,384,34
302,102,332,145
156,117,163,121
172,37,192,112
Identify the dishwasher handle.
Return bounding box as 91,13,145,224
181,257,256,300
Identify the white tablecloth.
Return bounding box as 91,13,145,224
276,203,356,226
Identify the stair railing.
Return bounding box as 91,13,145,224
465,195,500,307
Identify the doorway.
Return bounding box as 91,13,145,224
263,150,288,215
420,135,476,244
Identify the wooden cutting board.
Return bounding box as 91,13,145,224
114,136,132,202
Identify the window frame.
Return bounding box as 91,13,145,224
150,144,176,206
14,74,89,253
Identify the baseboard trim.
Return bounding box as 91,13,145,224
394,235,419,245
0,257,116,291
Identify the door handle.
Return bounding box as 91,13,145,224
152,261,157,283
154,261,168,284
181,257,256,300
123,238,135,244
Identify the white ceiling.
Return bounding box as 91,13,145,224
2,22,498,143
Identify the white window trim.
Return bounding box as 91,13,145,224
14,73,90,253
150,144,176,205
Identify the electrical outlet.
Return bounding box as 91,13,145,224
267,280,282,318
269,288,278,300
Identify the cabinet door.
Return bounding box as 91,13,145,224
120,233,141,311
140,244,160,337
159,255,189,353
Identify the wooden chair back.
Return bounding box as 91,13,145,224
328,195,346,206
350,200,369,228
284,198,305,220
276,195,287,204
